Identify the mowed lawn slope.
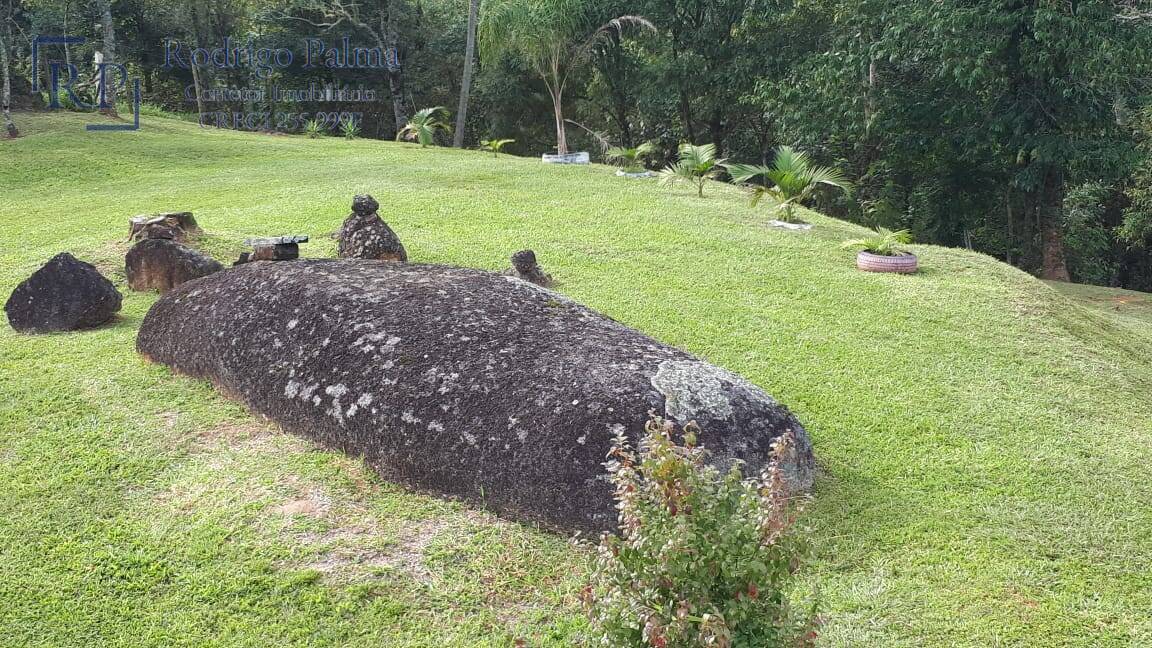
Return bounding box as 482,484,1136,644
2,111,1151,647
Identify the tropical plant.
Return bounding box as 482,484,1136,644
397,106,452,147
303,118,323,139
605,141,656,173
657,143,726,197
840,227,914,256
480,138,515,157
480,0,654,156
583,415,817,647
728,147,852,223
340,116,360,139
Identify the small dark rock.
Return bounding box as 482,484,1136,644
338,195,407,262
5,253,122,333
125,239,224,293
351,194,379,215
136,260,815,533
506,249,553,287
236,236,310,263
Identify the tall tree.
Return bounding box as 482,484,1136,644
1,27,15,138
452,0,478,147
0,0,14,137
480,0,652,155
95,0,118,114
283,0,411,135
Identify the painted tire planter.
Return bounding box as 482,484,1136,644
541,152,590,165
856,251,918,274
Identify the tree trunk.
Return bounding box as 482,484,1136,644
98,0,118,116
190,56,206,123
551,90,568,155
452,0,479,148
1038,167,1071,281
1,44,15,138
0,24,15,138
379,12,408,136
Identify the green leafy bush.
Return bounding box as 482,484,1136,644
340,117,361,140
583,416,817,648
303,119,324,139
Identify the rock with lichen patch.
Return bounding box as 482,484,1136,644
135,259,814,532
337,194,407,261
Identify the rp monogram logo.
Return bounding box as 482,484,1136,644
32,35,141,131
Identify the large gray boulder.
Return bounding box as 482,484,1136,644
136,260,814,532
5,253,122,333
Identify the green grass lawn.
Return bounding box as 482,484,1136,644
2,111,1151,647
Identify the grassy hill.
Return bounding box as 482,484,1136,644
2,111,1151,647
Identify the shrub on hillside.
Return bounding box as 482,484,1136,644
583,416,818,648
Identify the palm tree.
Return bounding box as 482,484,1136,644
657,143,726,197
728,146,853,223
397,107,452,147
480,0,654,156
453,0,480,147
605,141,656,172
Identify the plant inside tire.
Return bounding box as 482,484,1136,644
841,227,918,274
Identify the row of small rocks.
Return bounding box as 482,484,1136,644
4,195,554,333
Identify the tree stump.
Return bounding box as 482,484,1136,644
127,212,200,242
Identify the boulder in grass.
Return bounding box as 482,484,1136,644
125,239,224,293
337,194,407,262
136,260,815,532
5,253,122,333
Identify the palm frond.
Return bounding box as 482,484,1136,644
840,227,914,255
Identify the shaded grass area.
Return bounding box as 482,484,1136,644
2,111,1151,646
1047,279,1152,326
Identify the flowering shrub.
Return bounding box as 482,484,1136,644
583,416,817,647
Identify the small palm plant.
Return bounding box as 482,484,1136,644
397,106,452,147
340,116,361,140
657,143,726,197
605,141,656,173
728,146,852,223
480,138,515,157
303,118,323,139
840,227,913,256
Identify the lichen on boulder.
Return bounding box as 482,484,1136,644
337,194,407,261
136,260,814,532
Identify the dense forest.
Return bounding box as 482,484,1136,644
4,0,1152,290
